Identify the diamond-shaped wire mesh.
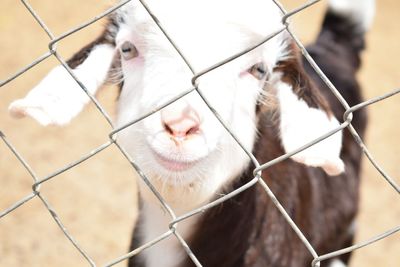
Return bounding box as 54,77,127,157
1,0,399,266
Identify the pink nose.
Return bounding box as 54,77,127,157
161,103,200,139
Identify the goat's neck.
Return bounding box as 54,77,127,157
180,169,261,267
134,200,199,267
134,166,261,267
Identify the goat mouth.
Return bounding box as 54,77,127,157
151,150,199,172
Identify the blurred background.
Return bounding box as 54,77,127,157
0,0,399,266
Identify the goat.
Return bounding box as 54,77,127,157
9,0,373,266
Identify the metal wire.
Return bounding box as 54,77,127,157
1,0,399,266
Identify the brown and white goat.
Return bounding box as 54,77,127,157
9,0,374,266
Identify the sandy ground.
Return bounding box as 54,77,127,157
0,0,399,266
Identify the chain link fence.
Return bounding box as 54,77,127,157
1,0,399,266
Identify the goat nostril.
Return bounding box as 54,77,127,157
163,122,174,136
185,126,199,136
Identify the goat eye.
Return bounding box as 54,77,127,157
120,41,138,60
249,63,268,80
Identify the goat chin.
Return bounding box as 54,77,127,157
116,117,252,210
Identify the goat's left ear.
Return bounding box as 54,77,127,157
272,50,344,176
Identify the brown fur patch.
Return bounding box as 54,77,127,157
273,42,332,116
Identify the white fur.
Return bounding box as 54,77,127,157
116,0,284,72
329,259,347,267
348,219,356,236
328,0,375,31
9,44,115,126
277,81,344,176
138,200,198,267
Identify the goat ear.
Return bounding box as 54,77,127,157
273,52,344,176
9,38,116,126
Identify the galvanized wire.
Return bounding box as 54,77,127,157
0,0,399,267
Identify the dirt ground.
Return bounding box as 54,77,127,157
0,1,399,266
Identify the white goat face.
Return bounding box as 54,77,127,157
113,1,286,206
9,0,344,209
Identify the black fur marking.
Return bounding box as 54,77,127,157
67,16,119,69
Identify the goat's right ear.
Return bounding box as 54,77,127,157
9,38,116,126
272,48,344,176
